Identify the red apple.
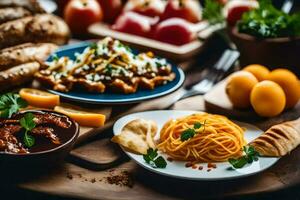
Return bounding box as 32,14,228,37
224,0,258,26
161,0,202,23
97,0,123,23
64,0,103,34
123,0,166,17
112,11,159,37
153,18,195,46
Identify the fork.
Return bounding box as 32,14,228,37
167,49,240,106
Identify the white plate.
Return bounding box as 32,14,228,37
113,110,279,180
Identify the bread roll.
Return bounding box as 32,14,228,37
250,118,300,157
0,62,40,91
0,43,57,70
0,14,70,49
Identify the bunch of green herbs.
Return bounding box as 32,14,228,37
238,0,300,38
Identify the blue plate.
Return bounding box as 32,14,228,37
46,42,185,104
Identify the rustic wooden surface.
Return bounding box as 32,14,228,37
203,80,300,130
7,32,300,199
18,95,300,200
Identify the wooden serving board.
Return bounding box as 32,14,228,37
88,22,207,62
19,96,300,200
203,79,300,123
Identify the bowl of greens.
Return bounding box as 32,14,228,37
229,0,300,71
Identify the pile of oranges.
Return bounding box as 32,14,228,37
226,65,300,117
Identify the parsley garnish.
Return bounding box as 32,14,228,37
143,148,167,168
228,146,260,169
117,42,132,52
194,122,202,129
238,0,300,38
181,128,196,141
52,54,59,62
202,0,224,25
20,113,36,148
181,121,206,141
89,43,99,56
0,93,27,118
89,43,98,50
104,64,113,75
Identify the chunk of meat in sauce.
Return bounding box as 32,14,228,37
0,112,71,154
31,126,60,145
0,124,27,153
33,113,71,128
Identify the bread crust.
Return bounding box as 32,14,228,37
0,14,70,49
250,118,300,157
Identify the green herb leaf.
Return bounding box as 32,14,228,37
238,0,300,38
0,93,28,118
202,0,225,25
20,113,36,131
143,154,151,164
20,113,36,148
143,148,167,169
23,131,35,148
194,122,202,129
89,43,98,50
228,157,248,169
154,156,167,168
181,121,206,141
117,42,132,52
147,148,158,160
228,146,260,169
52,54,59,62
181,128,196,141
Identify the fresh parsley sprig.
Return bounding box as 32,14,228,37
238,0,300,38
228,146,260,169
20,113,36,148
52,54,59,62
181,121,206,141
202,0,225,25
143,148,167,168
0,93,27,118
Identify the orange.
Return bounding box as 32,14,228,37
250,81,286,117
267,68,300,108
226,71,258,109
19,88,60,109
54,105,106,127
243,64,270,81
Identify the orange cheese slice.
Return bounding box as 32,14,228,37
54,105,106,127
19,88,60,109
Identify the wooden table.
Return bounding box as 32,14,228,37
3,35,300,200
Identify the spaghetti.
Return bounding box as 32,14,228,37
157,113,246,162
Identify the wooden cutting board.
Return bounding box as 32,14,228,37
203,79,300,122
88,22,206,62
